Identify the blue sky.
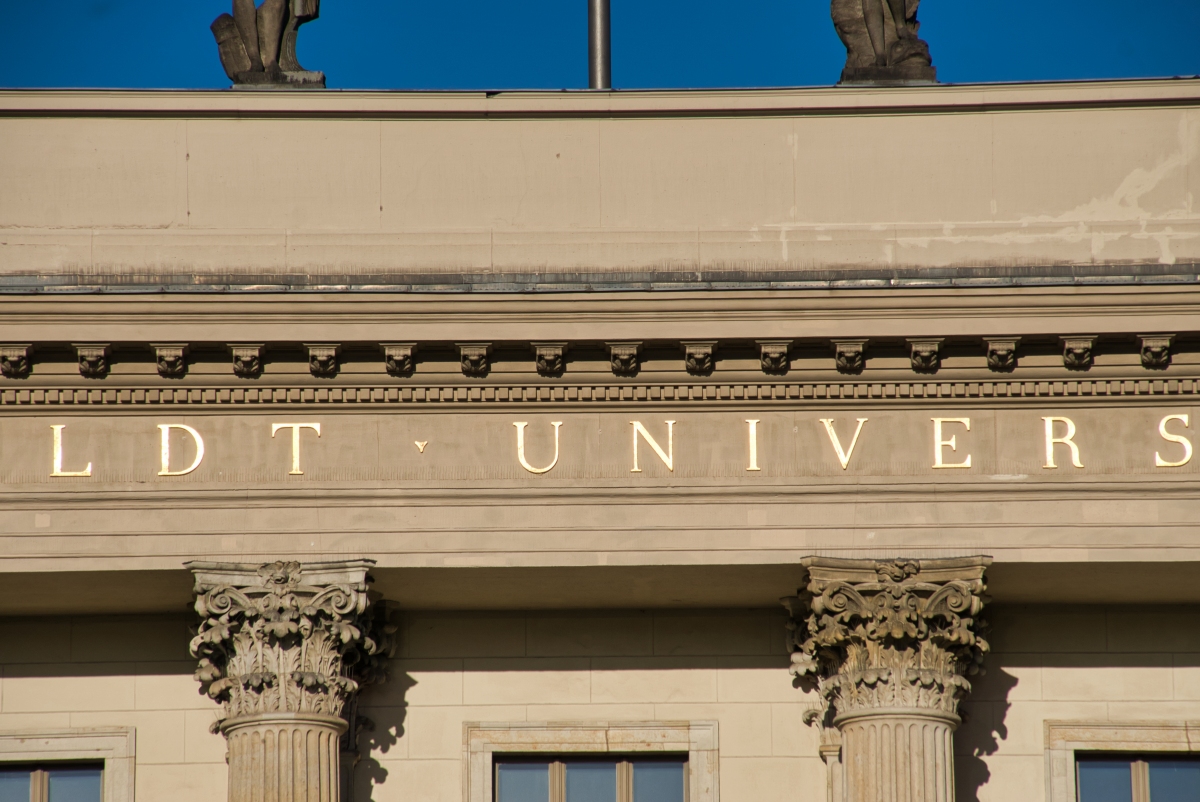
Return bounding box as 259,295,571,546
1,0,1198,90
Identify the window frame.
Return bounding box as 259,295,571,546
1044,720,1200,802
465,721,718,802
494,753,690,802
0,729,134,802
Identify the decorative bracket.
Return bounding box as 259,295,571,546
0,344,32,379
907,338,943,374
152,343,189,379
832,339,867,375
1139,334,1174,370
73,344,110,379
682,341,717,376
382,343,416,377
230,344,264,378
305,343,340,378
1062,336,1096,371
606,342,642,377
532,342,568,377
457,343,492,377
757,340,793,375
984,337,1020,373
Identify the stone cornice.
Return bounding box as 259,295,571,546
1,78,1195,119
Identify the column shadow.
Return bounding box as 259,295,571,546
955,664,1020,802
352,670,415,802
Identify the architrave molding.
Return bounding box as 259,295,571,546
1044,720,1200,802
464,721,718,802
0,728,135,802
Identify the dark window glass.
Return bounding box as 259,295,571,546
47,767,102,802
0,770,30,802
1078,758,1133,802
1149,760,1200,802
564,762,616,802
497,762,550,802
633,761,686,802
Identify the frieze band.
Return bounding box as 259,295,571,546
32,412,1199,478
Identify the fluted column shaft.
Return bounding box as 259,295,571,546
838,710,956,802
225,713,346,802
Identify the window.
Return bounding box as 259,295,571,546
0,764,103,802
1077,755,1200,802
495,757,687,802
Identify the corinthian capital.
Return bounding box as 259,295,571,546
783,557,990,727
188,559,395,728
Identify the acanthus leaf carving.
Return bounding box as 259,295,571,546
682,341,716,376
832,340,867,375
0,344,32,379
153,344,189,379
782,557,990,729
230,344,264,378
73,344,110,379
382,343,416,377
606,342,642,377
306,343,340,378
1062,336,1096,371
532,342,568,377
1139,334,1173,370
188,559,395,731
757,340,792,375
985,337,1019,373
457,343,492,378
907,338,943,374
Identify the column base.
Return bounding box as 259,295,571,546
222,712,348,802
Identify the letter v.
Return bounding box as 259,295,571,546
819,418,868,470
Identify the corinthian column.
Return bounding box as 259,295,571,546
188,559,395,802
783,557,990,802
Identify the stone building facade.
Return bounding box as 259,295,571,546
0,78,1198,801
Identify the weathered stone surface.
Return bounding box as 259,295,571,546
783,557,989,802
832,0,936,85
189,559,395,802
212,0,325,89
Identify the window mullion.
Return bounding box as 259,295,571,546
1131,760,1150,802
617,760,632,802
31,769,48,802
551,761,565,802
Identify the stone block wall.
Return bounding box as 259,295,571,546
958,605,1200,801
0,614,225,799
0,604,1197,801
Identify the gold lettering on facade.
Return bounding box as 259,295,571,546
513,421,562,474
932,417,972,469
1042,416,1084,468
415,440,428,453
630,420,675,473
49,424,92,477
157,423,205,476
820,418,868,470
745,419,761,471
271,422,321,475
1155,414,1193,468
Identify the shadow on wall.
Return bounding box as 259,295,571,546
955,664,1019,802
352,671,415,802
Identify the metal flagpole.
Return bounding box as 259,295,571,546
588,0,611,89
